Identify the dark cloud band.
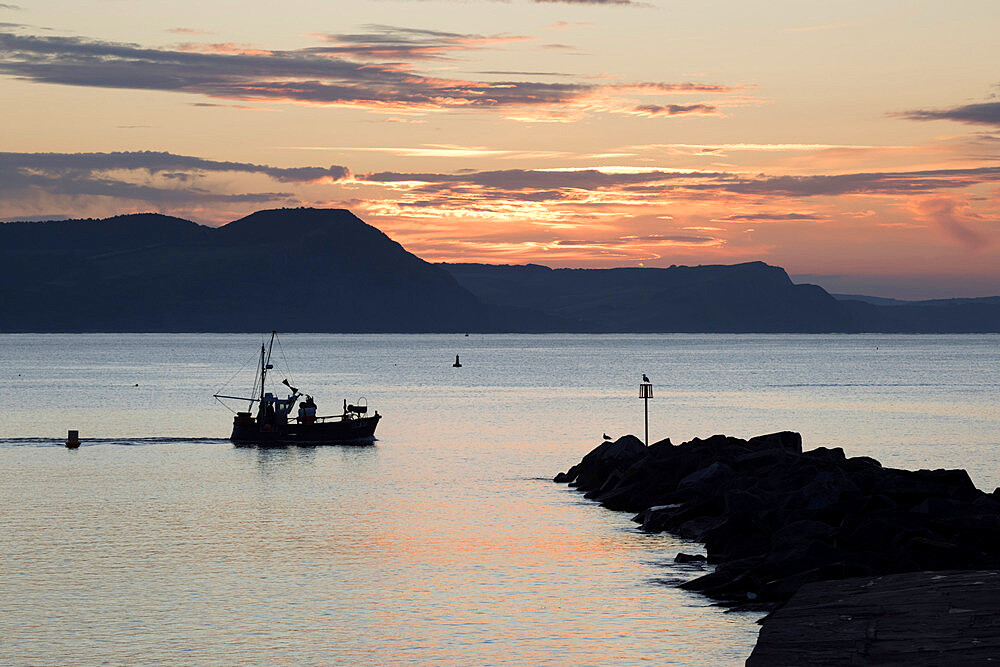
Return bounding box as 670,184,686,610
0,151,349,183
0,29,736,114
359,165,1000,198
0,151,348,204
897,101,1000,127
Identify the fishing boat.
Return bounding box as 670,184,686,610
214,331,380,445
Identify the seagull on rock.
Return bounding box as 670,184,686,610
603,433,612,441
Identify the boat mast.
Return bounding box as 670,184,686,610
252,342,265,412
260,330,276,406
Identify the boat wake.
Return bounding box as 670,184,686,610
0,437,230,448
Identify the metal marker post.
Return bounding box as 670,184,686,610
639,380,653,446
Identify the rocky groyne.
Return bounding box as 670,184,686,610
746,570,1000,665
554,432,1000,607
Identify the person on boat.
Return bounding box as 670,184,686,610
263,394,276,425
299,395,317,424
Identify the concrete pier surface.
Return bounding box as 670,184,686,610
747,570,1000,665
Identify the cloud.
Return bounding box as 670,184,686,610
897,101,1000,127
0,29,739,117
630,142,865,153
9,153,996,249
358,165,1000,198
1,166,290,204
0,4,21,9
552,234,718,246
346,163,1000,235
287,144,569,159
358,167,715,191
629,103,718,117
0,151,349,183
164,27,213,35
190,101,263,110
544,21,595,30
703,166,1000,196
715,213,827,222
310,25,532,61
0,151,353,208
476,70,575,77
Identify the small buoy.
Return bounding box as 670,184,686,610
66,430,80,449
453,355,462,368
135,383,139,387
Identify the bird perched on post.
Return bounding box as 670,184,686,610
603,433,611,441
642,373,650,383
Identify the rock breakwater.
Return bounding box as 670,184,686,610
746,570,1000,665
555,432,1000,606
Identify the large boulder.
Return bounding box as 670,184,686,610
747,431,802,455
556,435,647,492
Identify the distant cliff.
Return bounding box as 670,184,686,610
441,262,851,333
0,208,487,332
839,297,1000,333
2,208,998,332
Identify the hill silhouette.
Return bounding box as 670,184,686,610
0,208,486,332
2,208,998,332
442,263,1000,332
441,262,849,333
838,296,1000,333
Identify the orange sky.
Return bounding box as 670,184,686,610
2,1,999,297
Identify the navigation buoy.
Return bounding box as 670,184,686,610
453,355,462,368
66,430,80,449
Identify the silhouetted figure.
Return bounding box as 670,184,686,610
603,433,611,441
642,373,650,383
299,395,317,424
453,355,462,368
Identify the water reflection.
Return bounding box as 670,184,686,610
1,334,998,665
243,443,314,469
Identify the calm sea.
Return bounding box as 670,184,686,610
2,334,999,665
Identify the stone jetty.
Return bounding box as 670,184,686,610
747,570,1000,665
554,432,1000,607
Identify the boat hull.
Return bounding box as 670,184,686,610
231,414,380,445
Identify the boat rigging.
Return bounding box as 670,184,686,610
213,331,381,445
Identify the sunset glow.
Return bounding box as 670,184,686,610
2,1,999,297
